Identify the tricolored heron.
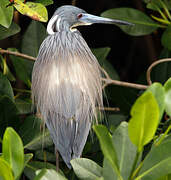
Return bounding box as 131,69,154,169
32,5,132,169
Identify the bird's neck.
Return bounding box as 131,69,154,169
47,15,76,35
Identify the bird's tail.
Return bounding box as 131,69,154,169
46,109,91,168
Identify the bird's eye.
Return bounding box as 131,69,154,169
77,13,83,19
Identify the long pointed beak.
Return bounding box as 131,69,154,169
80,13,133,26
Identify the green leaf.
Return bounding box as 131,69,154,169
128,91,159,152
0,72,14,100
101,8,159,36
14,0,48,22
112,122,137,180
162,25,171,50
19,115,53,150
164,0,171,10
24,129,53,150
9,49,34,87
24,153,33,167
21,20,47,57
34,169,67,180
107,114,127,132
145,0,171,12
147,82,165,121
102,60,120,80
15,98,32,114
92,47,111,61
71,158,102,180
0,96,20,138
34,0,54,6
0,0,13,28
35,150,56,162
93,125,122,179
0,55,16,81
146,0,164,11
164,78,171,116
157,174,171,180
24,161,57,180
0,22,20,40
92,47,120,80
137,138,171,180
2,127,24,179
18,115,42,146
103,158,117,180
0,157,14,180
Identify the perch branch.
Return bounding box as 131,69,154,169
0,49,36,61
146,58,171,85
98,107,120,111
102,78,148,90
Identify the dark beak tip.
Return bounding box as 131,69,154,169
123,23,135,27
112,20,134,26
121,22,134,26
129,23,135,26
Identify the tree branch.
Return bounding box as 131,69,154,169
0,49,36,61
98,107,120,111
146,58,171,85
102,78,148,90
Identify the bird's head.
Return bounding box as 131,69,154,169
47,5,133,34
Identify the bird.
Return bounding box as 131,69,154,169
31,5,132,169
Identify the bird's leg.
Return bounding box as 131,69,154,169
56,150,59,171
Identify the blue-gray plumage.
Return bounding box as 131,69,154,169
32,5,132,168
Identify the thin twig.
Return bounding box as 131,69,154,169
100,65,110,79
98,107,120,111
101,64,148,89
0,49,36,61
0,48,149,90
13,88,31,93
155,124,171,146
56,150,59,171
102,78,148,90
146,58,171,85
